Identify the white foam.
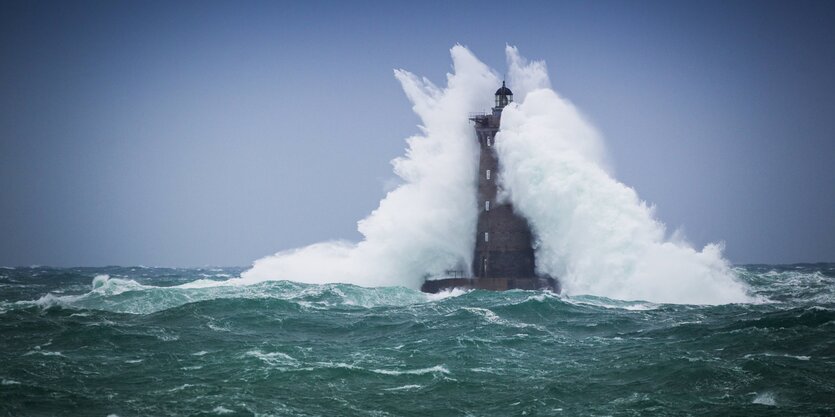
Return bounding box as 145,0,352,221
19,274,150,312
566,296,660,311
91,275,147,295
744,353,811,361
753,392,777,406
371,365,450,376
212,406,234,415
23,350,64,357
91,274,109,289
206,322,231,332
244,350,298,366
312,362,360,370
425,287,470,301
470,367,503,375
155,333,179,342
461,306,544,330
25,292,81,309
462,307,501,323
383,384,423,391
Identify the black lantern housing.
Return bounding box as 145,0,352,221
495,81,513,108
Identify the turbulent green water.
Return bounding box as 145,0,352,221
1,265,833,416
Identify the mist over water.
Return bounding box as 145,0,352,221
243,45,751,305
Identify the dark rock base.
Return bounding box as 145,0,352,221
420,276,560,293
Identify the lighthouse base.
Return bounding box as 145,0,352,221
420,276,559,294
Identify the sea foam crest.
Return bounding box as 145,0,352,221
371,365,450,376
753,392,777,406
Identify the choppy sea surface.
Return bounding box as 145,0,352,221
0,265,833,416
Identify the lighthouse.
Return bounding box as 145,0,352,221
421,82,559,293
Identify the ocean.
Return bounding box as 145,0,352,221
1,264,833,416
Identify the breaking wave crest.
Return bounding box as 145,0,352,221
17,274,435,315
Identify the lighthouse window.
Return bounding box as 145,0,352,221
485,200,490,211
486,169,491,180
484,232,489,242
487,136,492,147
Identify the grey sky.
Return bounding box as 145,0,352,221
1,0,833,266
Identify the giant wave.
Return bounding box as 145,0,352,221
239,45,751,304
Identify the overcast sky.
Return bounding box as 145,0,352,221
1,0,833,267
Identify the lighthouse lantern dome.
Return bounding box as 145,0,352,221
495,81,513,108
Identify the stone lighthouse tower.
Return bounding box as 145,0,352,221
421,82,558,293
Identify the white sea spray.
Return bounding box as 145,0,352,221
497,46,752,304
240,45,494,289
236,45,752,305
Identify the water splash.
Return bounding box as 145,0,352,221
239,45,751,304
499,46,751,304
241,45,496,288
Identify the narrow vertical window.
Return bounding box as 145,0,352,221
484,232,489,242
486,169,491,180
487,135,492,147
482,257,488,276
485,200,490,211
